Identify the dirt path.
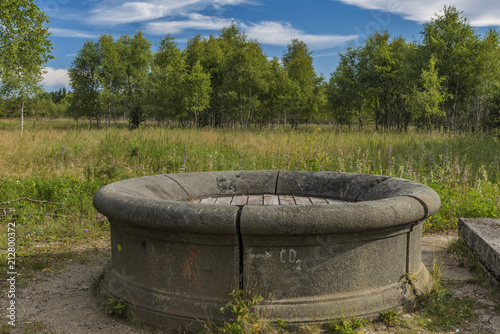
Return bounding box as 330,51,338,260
2,233,499,333
1,240,162,334
420,233,500,334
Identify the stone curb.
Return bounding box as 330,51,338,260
458,218,500,280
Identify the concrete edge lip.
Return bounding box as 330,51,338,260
240,196,426,235
93,188,240,234
93,170,439,234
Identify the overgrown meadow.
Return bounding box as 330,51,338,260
0,118,499,281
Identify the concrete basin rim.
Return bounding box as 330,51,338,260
93,171,437,234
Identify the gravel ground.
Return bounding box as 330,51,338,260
2,233,499,334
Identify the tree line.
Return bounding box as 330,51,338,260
67,24,325,129
65,6,500,132
330,5,500,132
2,3,500,132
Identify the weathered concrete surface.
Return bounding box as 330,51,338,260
357,177,441,218
458,218,500,280
276,171,389,201
93,171,440,330
421,232,474,281
167,170,279,198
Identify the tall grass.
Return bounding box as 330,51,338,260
0,119,498,238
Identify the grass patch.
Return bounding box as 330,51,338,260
0,118,498,234
447,238,488,282
0,318,55,334
417,283,478,332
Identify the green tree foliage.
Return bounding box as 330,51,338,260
68,40,101,126
283,39,319,128
328,5,500,133
182,61,211,127
147,34,186,124
219,24,269,128
0,0,53,131
60,7,500,132
98,34,125,127
475,29,500,132
119,31,152,128
421,5,482,131
357,31,412,130
411,55,446,130
328,46,362,129
69,32,152,128
262,57,294,127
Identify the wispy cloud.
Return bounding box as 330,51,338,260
50,28,98,39
243,21,358,49
335,0,500,26
42,67,70,89
88,0,254,26
146,16,357,49
144,12,234,34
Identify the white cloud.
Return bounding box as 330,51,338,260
88,0,253,26
335,0,500,26
42,67,70,89
243,21,358,49
50,28,98,38
90,1,177,25
145,16,357,49
144,12,234,34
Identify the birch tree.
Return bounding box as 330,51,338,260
0,0,53,131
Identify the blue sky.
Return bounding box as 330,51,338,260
38,0,500,91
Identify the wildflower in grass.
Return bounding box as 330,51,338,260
84,229,88,232
138,165,143,170
179,154,187,173
61,145,65,161
428,157,434,165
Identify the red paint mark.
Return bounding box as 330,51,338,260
184,246,198,281
148,268,153,284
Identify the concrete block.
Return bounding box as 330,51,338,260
458,218,500,280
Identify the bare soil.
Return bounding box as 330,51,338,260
2,233,499,334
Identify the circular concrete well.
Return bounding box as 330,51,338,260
93,171,440,330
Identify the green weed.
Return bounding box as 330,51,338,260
417,285,477,332
327,316,366,334
216,289,265,333
379,309,400,327
108,298,127,317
